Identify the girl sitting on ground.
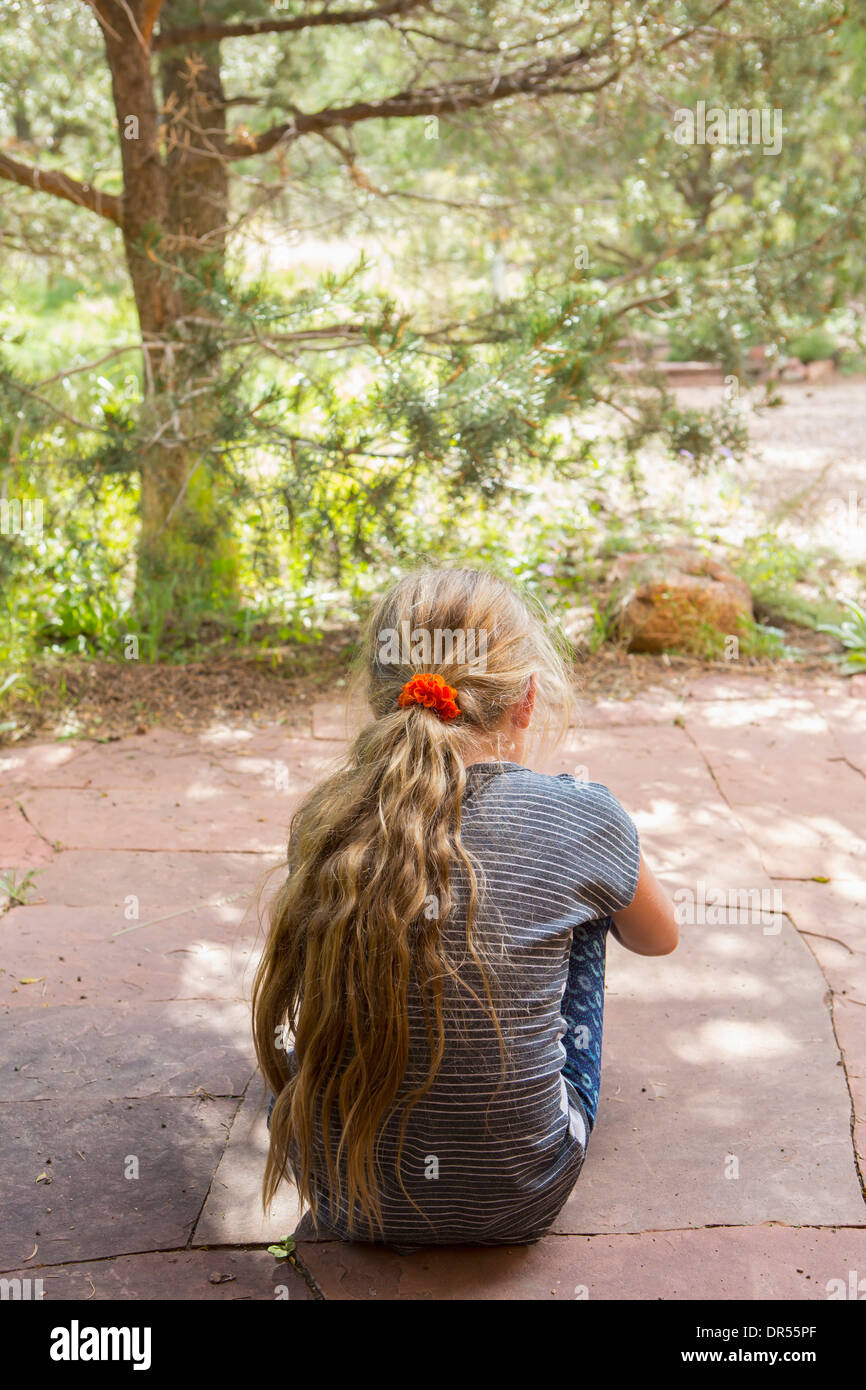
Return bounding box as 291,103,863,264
253,566,678,1247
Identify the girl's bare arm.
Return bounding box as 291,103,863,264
610,852,679,956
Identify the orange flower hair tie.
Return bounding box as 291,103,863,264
398,673,461,721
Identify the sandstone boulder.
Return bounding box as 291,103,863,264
610,547,753,654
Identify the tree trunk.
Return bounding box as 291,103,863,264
138,23,239,626
99,0,239,636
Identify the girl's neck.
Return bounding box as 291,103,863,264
464,726,529,768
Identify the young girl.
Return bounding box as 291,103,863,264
253,566,677,1248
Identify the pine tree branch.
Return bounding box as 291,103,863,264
0,151,123,226
153,0,430,49
223,43,619,157
221,0,736,158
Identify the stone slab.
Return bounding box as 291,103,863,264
296,1224,866,1300
193,1086,305,1247
32,849,271,911
577,689,687,727
312,699,361,741
1,1248,312,1301
0,726,313,790
15,732,343,797
15,737,344,852
680,702,866,878
0,798,55,874
0,1096,239,1269
549,914,864,1233
723,805,866,881
206,736,344,793
683,675,792,702
8,746,236,792
702,751,866,817
689,752,866,859
2,1001,255,1101
812,691,866,776
0,729,195,791
541,725,778,902
0,740,99,792
1,904,256,1008
778,878,866,1184
684,695,835,756
779,877,866,952
19,787,289,853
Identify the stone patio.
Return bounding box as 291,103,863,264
1,672,864,1300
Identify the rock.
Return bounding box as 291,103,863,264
610,547,753,654
804,358,835,383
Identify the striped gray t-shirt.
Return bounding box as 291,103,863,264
309,761,640,1246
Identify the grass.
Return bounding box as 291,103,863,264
0,867,43,907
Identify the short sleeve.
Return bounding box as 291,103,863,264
556,776,640,916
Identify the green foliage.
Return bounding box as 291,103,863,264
267,1234,296,1260
0,867,42,907
729,533,844,631
818,600,866,673
787,328,838,363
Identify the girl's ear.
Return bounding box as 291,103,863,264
512,674,536,729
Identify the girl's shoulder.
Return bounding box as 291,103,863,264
465,764,640,910
468,762,632,828
474,760,622,802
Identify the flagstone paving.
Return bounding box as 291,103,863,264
1,672,864,1300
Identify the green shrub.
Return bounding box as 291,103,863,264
818,599,866,673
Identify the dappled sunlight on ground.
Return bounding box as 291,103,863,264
671,1018,800,1064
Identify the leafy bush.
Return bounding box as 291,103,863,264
818,600,866,673
787,328,838,364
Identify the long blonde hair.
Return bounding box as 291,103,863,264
252,566,575,1236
